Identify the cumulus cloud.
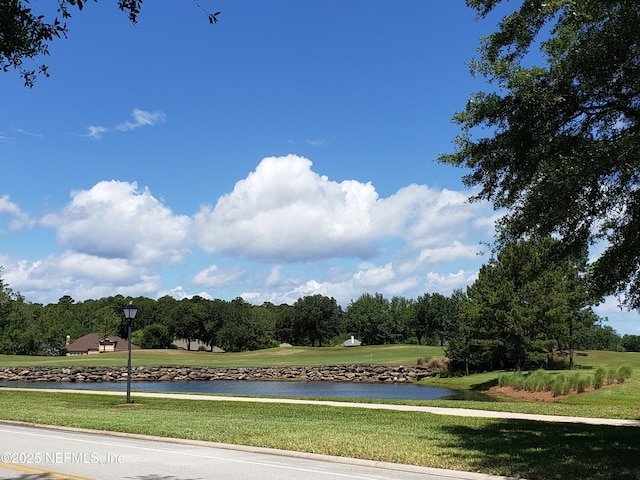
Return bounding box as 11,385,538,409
242,261,420,307
42,181,190,265
2,154,500,310
193,154,496,265
0,195,35,231
424,270,479,295
193,154,380,261
0,254,160,304
374,184,489,249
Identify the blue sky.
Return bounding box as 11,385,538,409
1,1,638,335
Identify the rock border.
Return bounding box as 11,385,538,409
0,365,437,384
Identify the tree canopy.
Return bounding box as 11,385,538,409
0,0,220,87
440,1,640,308
447,238,595,371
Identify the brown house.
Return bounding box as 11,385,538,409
65,333,140,356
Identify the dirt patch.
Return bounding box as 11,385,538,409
489,385,561,402
488,385,600,403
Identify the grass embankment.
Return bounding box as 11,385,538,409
1,346,640,480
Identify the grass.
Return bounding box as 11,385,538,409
2,346,640,479
1,389,639,480
0,344,446,367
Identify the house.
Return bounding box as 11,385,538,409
343,336,362,347
172,338,224,352
65,333,140,356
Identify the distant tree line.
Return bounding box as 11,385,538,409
1,238,639,370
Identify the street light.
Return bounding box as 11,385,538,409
123,302,138,404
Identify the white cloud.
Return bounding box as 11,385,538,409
241,261,422,307
84,125,109,140
82,109,166,140
424,270,479,295
58,252,137,283
306,136,335,147
157,285,212,300
115,109,167,132
13,128,44,139
416,241,482,266
193,154,380,261
193,154,497,264
0,254,160,304
42,180,190,265
0,195,35,231
1,154,501,313
192,265,243,289
374,184,489,249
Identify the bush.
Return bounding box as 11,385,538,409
551,374,566,397
425,357,450,370
498,372,513,387
576,375,590,393
496,365,631,397
616,365,633,383
593,367,606,390
525,369,552,392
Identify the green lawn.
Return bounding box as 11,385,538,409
0,389,638,480
0,344,445,367
1,346,640,480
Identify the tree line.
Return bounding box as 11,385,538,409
1,238,639,371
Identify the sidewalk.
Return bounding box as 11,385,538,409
3,386,639,427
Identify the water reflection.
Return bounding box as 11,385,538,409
1,379,457,401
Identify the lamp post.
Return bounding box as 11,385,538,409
123,302,138,404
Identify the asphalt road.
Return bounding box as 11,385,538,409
0,422,506,480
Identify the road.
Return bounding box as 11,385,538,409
0,422,504,480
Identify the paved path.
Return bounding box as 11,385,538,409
3,386,639,427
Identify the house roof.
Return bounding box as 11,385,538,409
66,333,140,352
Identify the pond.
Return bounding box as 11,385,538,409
0,379,463,401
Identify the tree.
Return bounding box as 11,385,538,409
439,1,640,308
175,297,207,350
200,298,226,350
344,293,393,345
1,0,220,87
273,303,298,345
621,334,640,352
448,238,594,371
138,323,172,349
216,297,270,352
577,321,622,351
412,294,438,345
293,295,342,347
388,296,415,344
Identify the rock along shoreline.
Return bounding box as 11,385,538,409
0,364,437,384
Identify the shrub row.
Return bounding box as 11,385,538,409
498,366,632,397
